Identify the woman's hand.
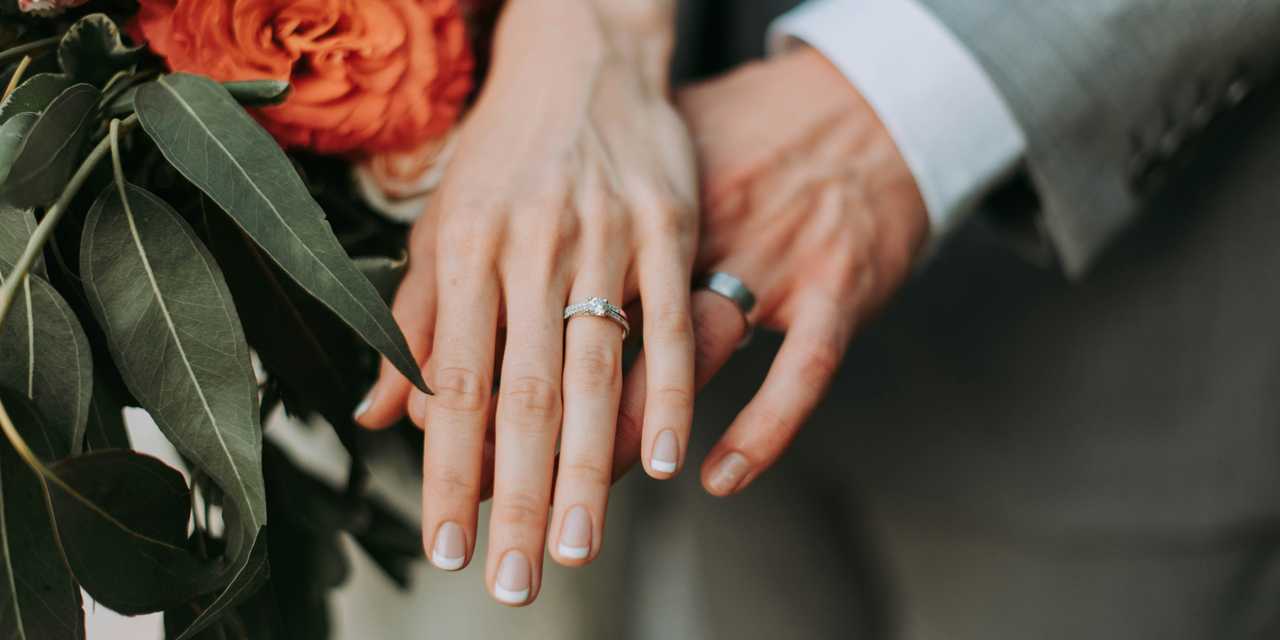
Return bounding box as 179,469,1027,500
356,0,697,606
613,47,930,495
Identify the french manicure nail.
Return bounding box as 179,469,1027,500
353,388,377,420
651,430,679,474
708,452,751,495
557,506,592,560
494,551,531,605
431,522,466,571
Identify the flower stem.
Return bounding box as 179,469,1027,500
0,114,138,332
1,55,32,101
0,115,138,477
0,35,60,67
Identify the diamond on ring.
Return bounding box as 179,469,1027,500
564,296,630,338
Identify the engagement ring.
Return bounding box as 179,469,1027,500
564,297,630,339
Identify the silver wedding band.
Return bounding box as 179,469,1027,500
564,296,630,339
699,272,756,346
700,272,756,317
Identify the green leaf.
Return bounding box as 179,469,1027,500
80,183,271,634
57,14,145,87
172,534,268,640
0,204,41,278
47,450,216,615
2,83,99,208
165,600,240,640
83,371,129,451
0,272,92,456
0,205,92,454
103,83,137,119
0,113,37,190
80,183,266,561
0,388,85,640
0,73,73,126
0,207,90,454
135,73,428,394
222,80,291,107
355,254,408,305
203,206,365,458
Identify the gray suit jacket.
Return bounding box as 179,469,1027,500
677,1,1280,537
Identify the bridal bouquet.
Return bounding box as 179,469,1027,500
0,0,489,637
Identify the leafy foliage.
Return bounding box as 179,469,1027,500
0,389,84,640
135,74,429,394
3,82,97,207
0,73,72,125
0,11,427,639
0,264,91,454
82,182,266,559
48,449,217,615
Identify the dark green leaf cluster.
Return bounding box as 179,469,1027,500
0,11,426,639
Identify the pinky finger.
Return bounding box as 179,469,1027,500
700,295,851,496
355,263,436,430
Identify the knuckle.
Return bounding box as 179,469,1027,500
433,366,490,412
493,490,548,527
651,385,694,413
799,342,842,390
581,208,631,247
560,459,612,488
749,405,791,439
567,344,620,390
426,466,481,502
653,207,694,238
501,375,561,421
649,306,693,342
439,213,502,253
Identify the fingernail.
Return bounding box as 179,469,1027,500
557,506,592,560
707,451,751,495
431,522,466,571
353,388,377,420
494,551,531,605
651,430,679,474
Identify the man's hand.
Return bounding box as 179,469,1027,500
614,47,929,495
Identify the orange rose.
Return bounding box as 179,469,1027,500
132,0,474,155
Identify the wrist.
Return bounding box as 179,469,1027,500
492,0,674,89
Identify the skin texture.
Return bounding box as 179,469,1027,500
355,0,694,606
611,47,930,496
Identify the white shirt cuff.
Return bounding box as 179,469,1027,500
769,0,1028,237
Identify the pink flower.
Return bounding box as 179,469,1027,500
18,0,90,14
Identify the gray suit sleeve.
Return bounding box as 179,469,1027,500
915,1,1280,275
